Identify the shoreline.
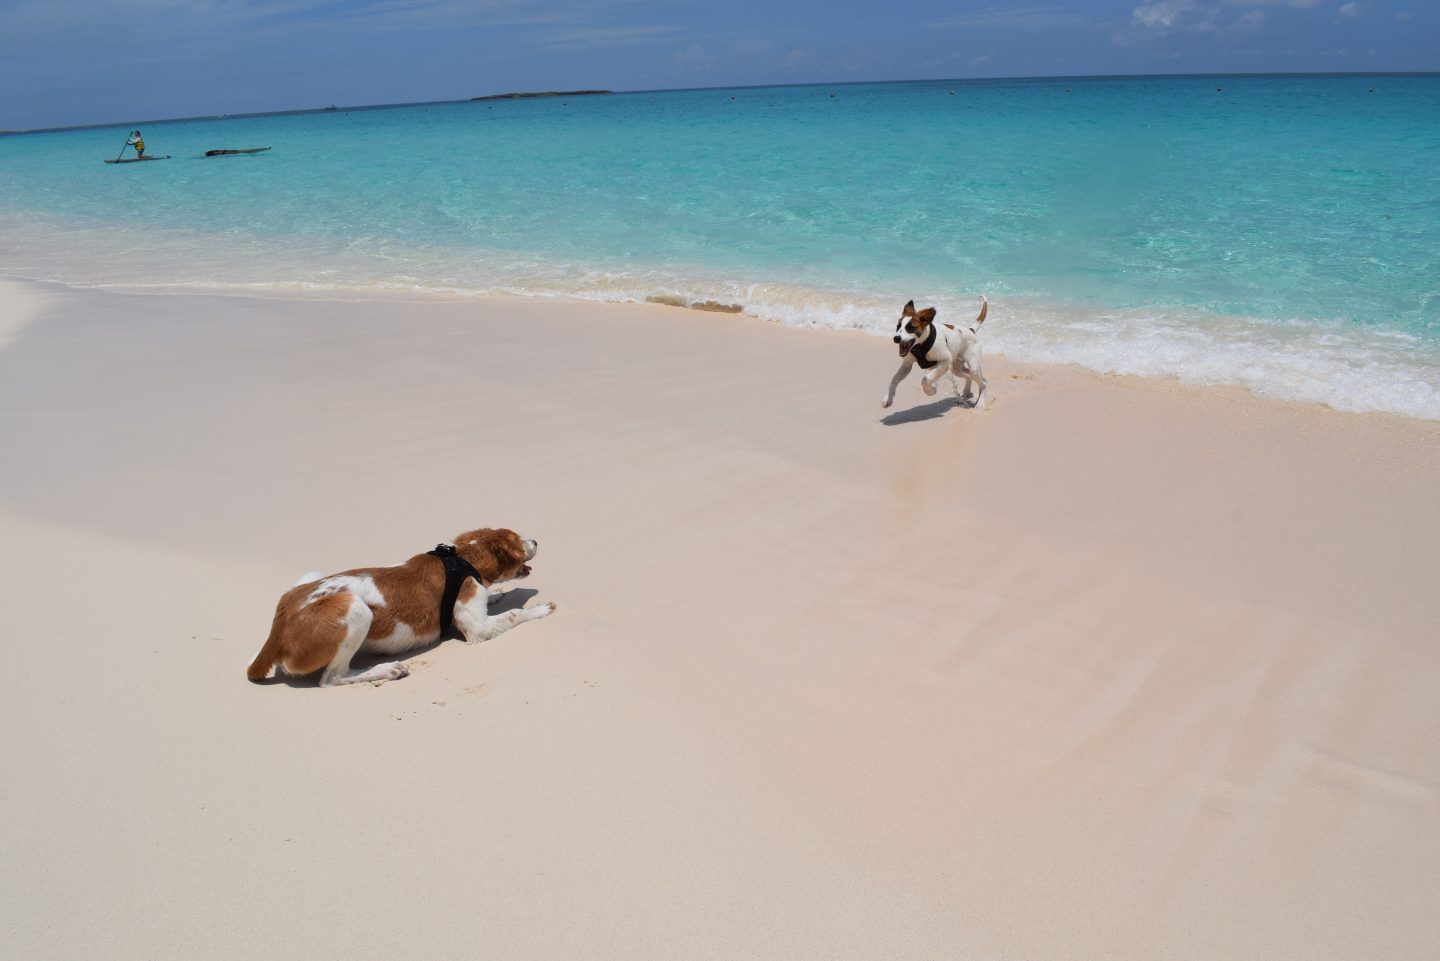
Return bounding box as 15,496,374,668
6,73,1436,420
2,276,1438,959
6,273,1438,427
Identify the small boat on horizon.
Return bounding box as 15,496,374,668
202,146,271,157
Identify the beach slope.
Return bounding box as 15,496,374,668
1,279,1437,960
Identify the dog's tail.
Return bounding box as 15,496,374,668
247,619,285,682
974,296,988,327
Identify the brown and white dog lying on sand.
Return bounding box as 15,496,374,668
882,297,989,410
247,527,556,687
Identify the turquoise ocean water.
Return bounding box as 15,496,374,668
3,74,1438,417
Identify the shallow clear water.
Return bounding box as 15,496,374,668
3,74,1438,416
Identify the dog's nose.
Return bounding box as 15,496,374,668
892,335,901,343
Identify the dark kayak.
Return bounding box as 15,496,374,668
104,155,171,164
203,147,272,157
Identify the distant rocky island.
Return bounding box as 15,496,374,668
472,90,613,101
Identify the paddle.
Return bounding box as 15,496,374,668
114,136,129,162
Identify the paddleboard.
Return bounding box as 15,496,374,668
203,147,271,157
104,155,171,164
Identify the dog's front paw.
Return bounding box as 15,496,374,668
532,601,557,617
881,397,893,409
921,381,937,396
369,661,409,685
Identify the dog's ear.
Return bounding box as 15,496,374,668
495,530,527,570
902,300,916,316
916,307,937,324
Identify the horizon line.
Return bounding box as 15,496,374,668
4,69,1436,137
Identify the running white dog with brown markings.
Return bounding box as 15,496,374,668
882,297,989,410
247,527,556,687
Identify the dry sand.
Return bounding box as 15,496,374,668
1,277,1437,960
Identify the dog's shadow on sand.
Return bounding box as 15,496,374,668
880,396,974,426
250,587,541,688
487,587,539,614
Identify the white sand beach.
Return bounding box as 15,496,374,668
1,276,1437,960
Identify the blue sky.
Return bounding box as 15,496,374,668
2,0,1434,129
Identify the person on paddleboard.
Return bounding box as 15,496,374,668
126,130,145,158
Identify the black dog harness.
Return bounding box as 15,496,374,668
909,324,940,369
427,543,482,635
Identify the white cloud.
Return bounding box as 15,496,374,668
1395,10,1412,20
1120,0,1285,43
1338,2,1359,15
1133,0,1196,29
